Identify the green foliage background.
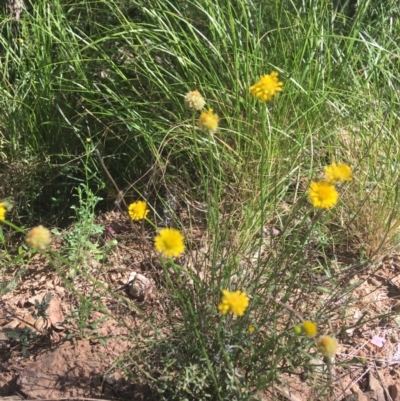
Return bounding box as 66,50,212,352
1,0,397,222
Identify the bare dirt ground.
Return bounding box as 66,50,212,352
1,211,400,400
265,253,400,401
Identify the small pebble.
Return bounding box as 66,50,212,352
390,335,399,343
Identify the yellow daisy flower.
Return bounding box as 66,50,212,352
128,201,149,221
198,109,219,133
218,289,249,317
250,72,283,102
25,225,51,250
308,181,339,209
325,162,353,184
301,320,318,337
154,228,185,258
0,203,6,221
248,325,255,333
317,335,339,357
184,90,206,111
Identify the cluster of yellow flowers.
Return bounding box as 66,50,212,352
217,300,339,357
294,320,339,357
1,71,342,364
128,201,185,258
184,71,283,135
308,162,353,209
188,73,351,235
130,73,283,259
128,198,254,320
184,89,219,133
207,75,341,361
129,200,250,319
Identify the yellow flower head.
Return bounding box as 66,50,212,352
250,72,283,102
325,162,353,184
0,203,6,221
184,90,206,111
308,181,339,209
25,225,51,250
154,228,185,258
198,109,219,133
218,289,249,317
301,320,318,337
128,201,149,221
317,335,339,357
248,325,255,333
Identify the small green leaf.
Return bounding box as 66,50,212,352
316,286,331,294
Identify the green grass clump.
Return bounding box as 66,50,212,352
1,0,400,399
